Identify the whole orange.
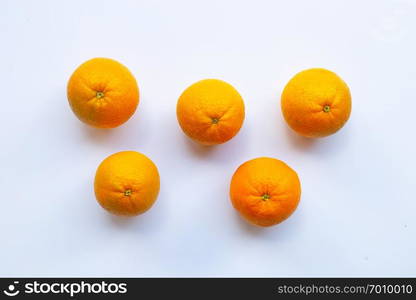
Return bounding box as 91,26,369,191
67,58,139,128
281,68,351,138
94,151,160,216
176,79,245,145
230,157,301,227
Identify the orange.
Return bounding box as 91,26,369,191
94,151,160,216
67,58,139,128
230,157,301,227
281,68,351,138
176,79,245,145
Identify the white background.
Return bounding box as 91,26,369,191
0,0,415,277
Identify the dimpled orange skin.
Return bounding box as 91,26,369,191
176,79,245,145
94,151,160,216
281,68,351,138
230,157,301,227
67,58,139,128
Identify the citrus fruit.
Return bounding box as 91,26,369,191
94,151,160,216
230,157,301,227
67,58,139,128
176,79,245,145
281,68,351,138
